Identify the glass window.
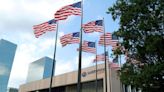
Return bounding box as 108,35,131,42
38,79,103,92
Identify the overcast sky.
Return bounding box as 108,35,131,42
0,0,119,89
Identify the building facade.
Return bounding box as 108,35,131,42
20,64,122,92
7,87,18,92
0,39,17,92
26,57,53,83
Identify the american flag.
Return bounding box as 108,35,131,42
77,41,96,54
98,32,112,46
109,62,120,69
93,52,109,62
113,55,118,63
82,20,103,33
60,32,80,47
111,34,119,49
111,40,119,50
54,2,81,21
33,19,57,38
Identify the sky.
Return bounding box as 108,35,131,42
0,0,119,89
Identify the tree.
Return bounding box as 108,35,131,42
107,0,164,91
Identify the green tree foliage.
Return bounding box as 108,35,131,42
107,0,164,91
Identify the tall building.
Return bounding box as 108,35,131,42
0,39,17,92
26,57,53,83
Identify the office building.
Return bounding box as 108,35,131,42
0,39,17,92
20,64,122,92
7,87,18,92
26,57,53,83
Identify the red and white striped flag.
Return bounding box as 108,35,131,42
98,32,112,46
111,40,119,50
109,62,120,69
111,34,119,50
82,20,103,33
77,41,96,54
111,40,119,47
54,2,81,21
93,52,109,62
33,19,57,38
60,32,80,47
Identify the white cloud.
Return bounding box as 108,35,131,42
74,55,95,68
82,55,95,68
8,43,37,88
0,0,16,12
55,55,94,75
96,15,104,20
6,19,77,89
8,77,25,88
55,60,76,75
1,0,85,89
0,0,81,32
59,31,64,37
38,39,56,52
7,32,59,88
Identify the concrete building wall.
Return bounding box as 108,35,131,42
19,64,121,92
